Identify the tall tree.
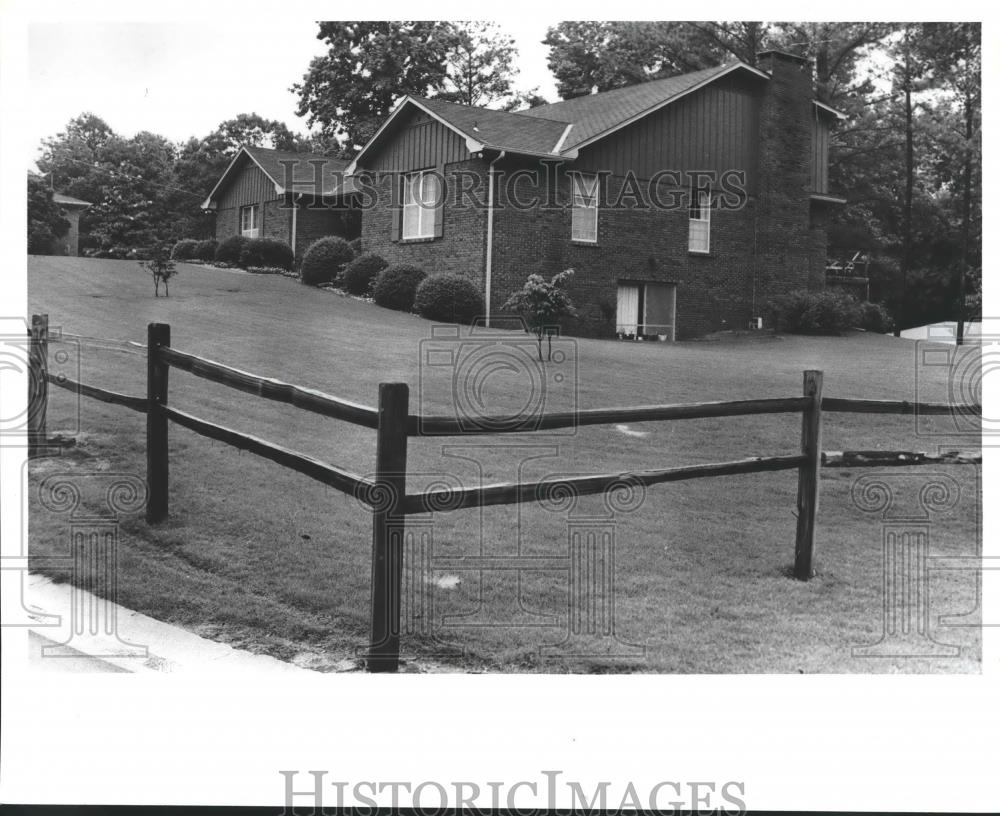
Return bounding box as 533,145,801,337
543,22,727,99
294,22,456,152
438,22,521,108
922,22,981,343
889,24,934,329
687,21,772,65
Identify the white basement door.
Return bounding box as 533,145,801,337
616,283,640,335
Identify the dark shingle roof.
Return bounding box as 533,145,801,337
377,62,764,160
520,63,742,150
244,146,351,195
415,97,571,156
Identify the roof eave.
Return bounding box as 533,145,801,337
813,99,848,120
810,192,847,205
476,144,578,161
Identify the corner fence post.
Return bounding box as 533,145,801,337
146,323,171,524
28,313,49,457
367,382,410,672
794,370,823,580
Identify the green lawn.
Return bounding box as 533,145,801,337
27,255,982,672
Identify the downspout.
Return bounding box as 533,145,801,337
484,150,506,327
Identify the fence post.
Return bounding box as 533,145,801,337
146,323,171,524
794,370,823,580
27,314,49,458
367,382,409,672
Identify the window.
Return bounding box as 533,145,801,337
688,188,711,254
571,173,599,243
402,171,441,240
616,281,676,341
240,204,259,239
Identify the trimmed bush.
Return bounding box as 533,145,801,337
342,252,388,296
349,237,364,255
239,237,294,271
414,273,484,324
767,290,862,335
300,236,354,286
372,264,426,312
215,235,250,264
171,239,199,260
192,239,217,261
858,301,895,333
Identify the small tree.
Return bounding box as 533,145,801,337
140,248,177,297
501,269,577,361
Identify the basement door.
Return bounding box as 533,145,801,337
616,282,676,340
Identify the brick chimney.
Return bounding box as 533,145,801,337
753,50,823,309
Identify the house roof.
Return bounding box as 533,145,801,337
414,96,573,157
350,61,784,168
51,191,91,208
202,146,353,208
349,59,846,171
520,62,767,151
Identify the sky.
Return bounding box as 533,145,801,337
27,19,561,167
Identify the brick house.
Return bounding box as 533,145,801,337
346,51,844,339
201,145,359,258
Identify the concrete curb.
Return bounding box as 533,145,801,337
26,573,317,675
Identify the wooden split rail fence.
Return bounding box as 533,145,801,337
27,315,981,672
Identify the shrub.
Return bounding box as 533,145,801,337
239,237,294,271
215,235,250,265
858,301,895,333
349,237,364,255
342,252,388,296
767,290,862,335
300,236,354,286
372,264,426,312
170,238,200,261
192,239,217,261
414,273,484,324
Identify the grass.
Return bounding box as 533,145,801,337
27,255,982,672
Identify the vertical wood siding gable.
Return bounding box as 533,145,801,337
363,108,470,172
575,75,762,192
216,159,278,211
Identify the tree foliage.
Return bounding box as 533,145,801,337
502,269,578,361
140,248,177,297
27,176,71,254
293,21,525,152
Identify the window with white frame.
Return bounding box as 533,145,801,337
688,188,711,253
571,173,599,243
402,171,440,240
240,204,259,239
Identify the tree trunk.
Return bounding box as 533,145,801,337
957,59,973,346
899,33,915,335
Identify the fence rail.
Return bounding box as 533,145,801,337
822,397,964,415
163,405,374,498
26,314,983,673
400,454,808,515
412,397,811,436
47,372,148,413
159,345,379,428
